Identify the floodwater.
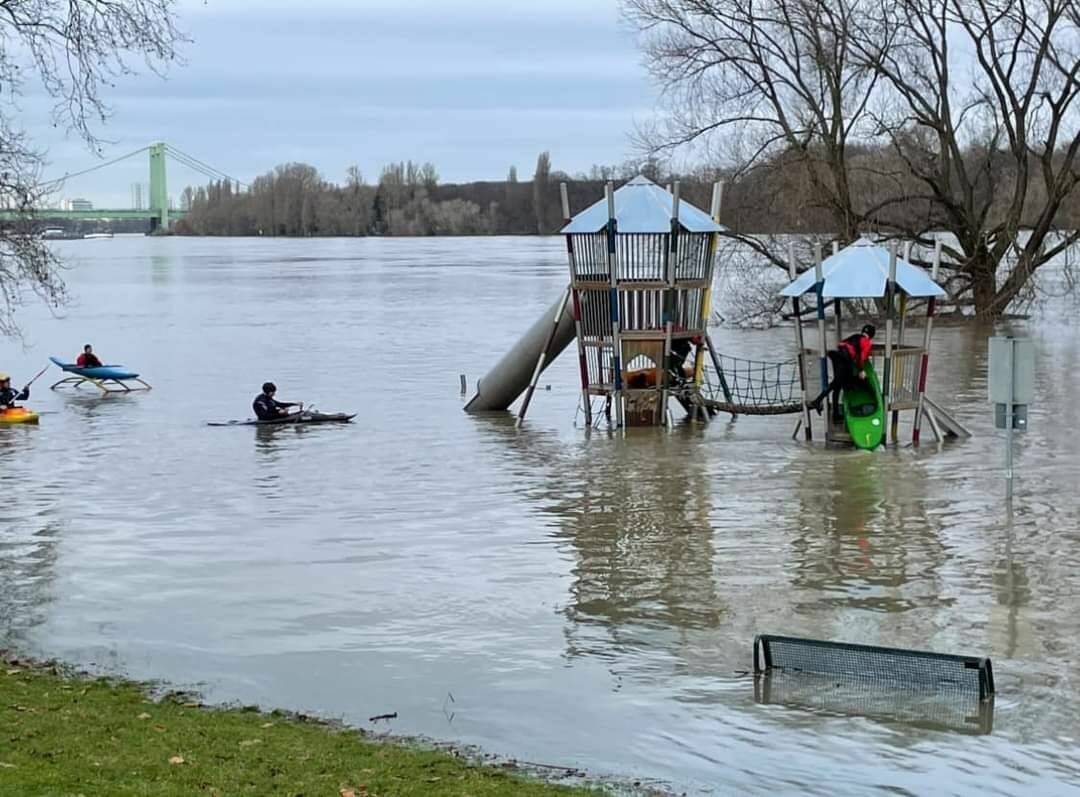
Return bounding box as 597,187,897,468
2,236,1080,795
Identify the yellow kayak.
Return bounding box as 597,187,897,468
0,407,39,425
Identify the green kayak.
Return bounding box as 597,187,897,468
843,360,884,450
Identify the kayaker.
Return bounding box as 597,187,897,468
0,373,30,408
76,344,103,368
253,382,303,421
809,324,877,420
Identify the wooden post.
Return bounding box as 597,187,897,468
814,243,830,425
560,183,591,427
694,182,723,391
660,182,680,426
517,285,571,425
912,239,941,445
790,242,813,441
605,182,624,429
883,242,897,443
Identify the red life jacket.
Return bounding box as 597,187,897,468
839,333,873,368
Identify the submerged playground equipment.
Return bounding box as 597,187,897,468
466,175,725,427
779,238,971,446
465,176,969,445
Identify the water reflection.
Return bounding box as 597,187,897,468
0,513,62,646
788,451,949,617
477,419,723,673
150,253,173,285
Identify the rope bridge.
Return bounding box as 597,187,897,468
701,353,805,416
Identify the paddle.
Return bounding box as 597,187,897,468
21,365,50,394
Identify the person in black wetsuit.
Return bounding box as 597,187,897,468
0,373,30,408
809,324,876,421
253,382,302,420
667,336,700,387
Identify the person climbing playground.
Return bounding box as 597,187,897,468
253,382,303,421
0,373,30,408
667,335,701,385
809,324,876,420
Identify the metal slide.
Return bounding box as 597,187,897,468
464,291,576,412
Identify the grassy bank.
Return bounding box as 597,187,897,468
0,654,595,796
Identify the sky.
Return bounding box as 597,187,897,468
21,0,658,208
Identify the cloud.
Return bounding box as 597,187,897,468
19,0,655,206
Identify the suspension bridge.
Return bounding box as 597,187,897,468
0,142,242,232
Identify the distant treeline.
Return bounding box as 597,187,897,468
177,147,1080,238
176,154,717,237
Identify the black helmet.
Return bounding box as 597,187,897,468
861,324,876,338
262,382,276,393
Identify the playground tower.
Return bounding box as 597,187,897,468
560,177,723,427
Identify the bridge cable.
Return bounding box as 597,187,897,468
166,145,248,188
165,148,227,181
39,146,151,188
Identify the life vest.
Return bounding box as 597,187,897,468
839,333,873,368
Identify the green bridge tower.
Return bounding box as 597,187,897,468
148,142,169,231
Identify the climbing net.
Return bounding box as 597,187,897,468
703,354,804,415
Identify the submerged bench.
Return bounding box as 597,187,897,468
754,634,994,700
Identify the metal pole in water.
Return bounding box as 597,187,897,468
813,244,829,425
789,242,812,441
460,374,467,395
1006,337,1014,502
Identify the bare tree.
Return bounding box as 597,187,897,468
856,0,1080,315
0,0,186,335
533,151,552,234
625,0,1080,317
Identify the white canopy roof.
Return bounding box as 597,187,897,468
780,238,946,298
560,175,723,235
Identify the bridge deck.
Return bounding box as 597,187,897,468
0,209,187,221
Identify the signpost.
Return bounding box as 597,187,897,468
988,336,1034,500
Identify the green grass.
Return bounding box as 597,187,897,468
0,657,596,796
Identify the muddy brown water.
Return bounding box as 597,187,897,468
2,237,1079,795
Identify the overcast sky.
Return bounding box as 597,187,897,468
25,0,657,208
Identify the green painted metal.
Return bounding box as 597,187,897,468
0,208,187,221
0,141,195,227
148,142,169,230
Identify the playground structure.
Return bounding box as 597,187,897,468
466,176,725,427
779,238,970,446
464,177,968,445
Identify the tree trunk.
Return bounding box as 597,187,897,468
970,256,998,317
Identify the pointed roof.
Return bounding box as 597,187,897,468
560,175,723,234
780,237,946,298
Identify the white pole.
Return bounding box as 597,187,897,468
832,240,842,344
883,243,897,441
912,239,941,444
1006,338,1015,501
790,243,813,440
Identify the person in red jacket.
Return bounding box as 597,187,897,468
809,324,876,420
76,344,103,368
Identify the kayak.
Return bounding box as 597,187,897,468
49,357,141,381
207,411,356,427
843,360,884,450
0,407,40,425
